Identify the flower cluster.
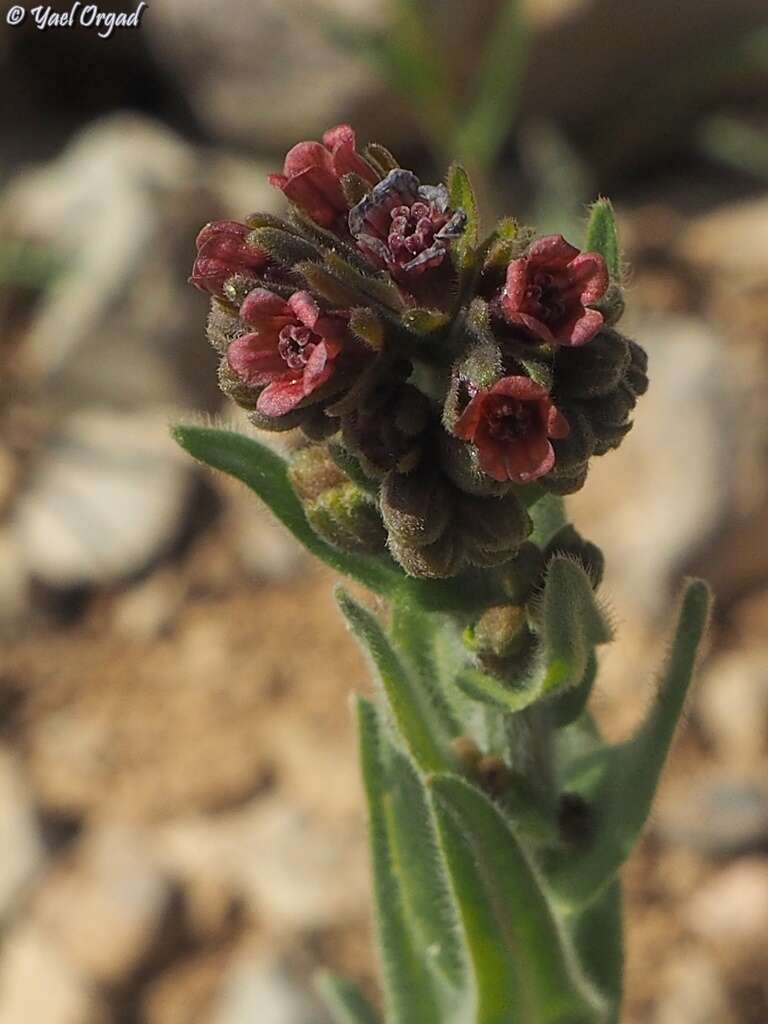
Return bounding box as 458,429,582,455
191,125,647,579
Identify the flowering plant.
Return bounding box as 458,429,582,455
176,125,710,1024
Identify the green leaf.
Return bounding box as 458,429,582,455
585,199,621,281
566,881,623,1022
171,425,402,596
356,699,468,1024
447,164,479,268
533,557,613,696
338,589,452,773
456,0,529,170
390,594,461,743
430,774,606,1024
551,651,599,728
549,579,711,907
316,972,381,1024
529,493,567,547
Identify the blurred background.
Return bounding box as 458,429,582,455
1,1,768,1021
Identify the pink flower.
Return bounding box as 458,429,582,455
454,376,570,483
227,289,347,417
501,235,608,347
268,124,378,228
190,221,269,296
348,169,466,279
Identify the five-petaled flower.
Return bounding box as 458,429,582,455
190,221,269,297
268,124,378,228
349,169,466,279
227,289,348,417
454,376,570,483
501,235,608,347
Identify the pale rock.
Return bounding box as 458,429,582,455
686,858,768,960
145,0,385,150
154,797,366,934
34,825,173,985
654,949,735,1024
111,570,185,642
697,647,768,765
0,529,30,624
0,923,105,1024
207,954,325,1024
0,747,45,923
655,773,768,857
681,197,768,280
13,409,193,588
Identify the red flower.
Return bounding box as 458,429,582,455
348,169,466,279
227,289,347,417
454,376,570,483
190,221,269,296
268,124,378,228
501,235,608,347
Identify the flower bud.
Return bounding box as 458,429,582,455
457,492,532,566
467,603,528,659
388,530,464,579
439,433,512,498
451,735,482,770
288,445,346,501
553,328,630,399
496,542,545,603
476,755,510,796
342,381,432,478
306,481,387,555
379,470,454,547
548,406,595,475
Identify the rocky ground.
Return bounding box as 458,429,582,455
1,11,768,1017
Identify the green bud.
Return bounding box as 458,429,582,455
349,307,385,350
306,482,387,555
288,445,346,501
467,603,528,659
380,470,453,547
401,308,451,335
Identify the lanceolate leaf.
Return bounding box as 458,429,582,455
430,774,606,1024
549,579,711,907
390,594,461,742
356,699,468,1024
447,164,479,269
316,971,381,1024
171,424,402,595
338,589,452,773
585,199,621,281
